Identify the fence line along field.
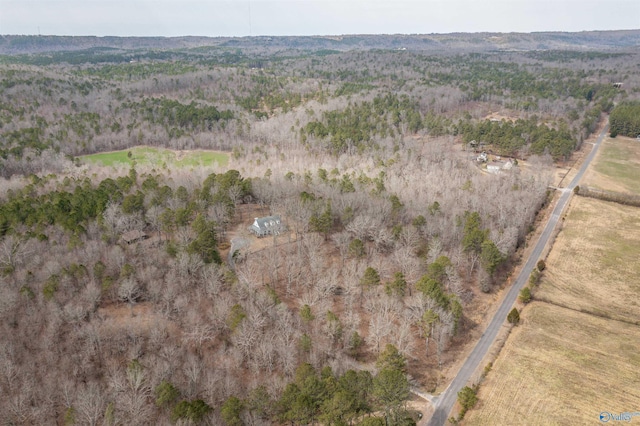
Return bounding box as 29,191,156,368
582,135,640,195
80,146,229,168
463,194,640,425
463,302,640,425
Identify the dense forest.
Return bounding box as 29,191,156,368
0,34,638,425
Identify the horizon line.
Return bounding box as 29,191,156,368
2,28,639,39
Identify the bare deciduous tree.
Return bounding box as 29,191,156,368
391,322,415,359
0,235,32,275
118,277,141,317
331,231,351,266
75,383,105,426
368,312,392,353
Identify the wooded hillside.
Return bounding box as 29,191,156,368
0,33,637,424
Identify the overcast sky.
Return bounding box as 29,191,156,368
0,0,638,37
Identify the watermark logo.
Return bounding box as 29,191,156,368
600,411,640,423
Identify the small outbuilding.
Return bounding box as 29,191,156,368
249,215,283,237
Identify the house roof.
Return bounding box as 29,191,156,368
253,215,281,230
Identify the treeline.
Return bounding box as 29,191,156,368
218,346,415,425
0,175,118,238
576,185,640,207
0,112,104,160
78,62,198,80
428,61,589,101
458,117,576,160
0,46,248,67
609,101,640,138
524,50,626,62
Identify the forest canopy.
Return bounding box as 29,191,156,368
0,34,636,424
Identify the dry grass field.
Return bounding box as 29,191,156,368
464,303,640,425
536,197,640,324
583,136,640,195
463,195,640,425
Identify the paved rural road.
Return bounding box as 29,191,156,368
427,123,610,426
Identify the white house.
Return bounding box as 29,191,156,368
249,215,283,237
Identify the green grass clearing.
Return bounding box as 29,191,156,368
80,146,229,168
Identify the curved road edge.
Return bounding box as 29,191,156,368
427,122,610,426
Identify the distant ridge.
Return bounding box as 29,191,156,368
1,30,639,55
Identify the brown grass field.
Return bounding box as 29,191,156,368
536,197,640,324
464,196,640,425
464,302,640,425
582,136,640,195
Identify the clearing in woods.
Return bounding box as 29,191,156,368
463,197,640,425
80,146,229,168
